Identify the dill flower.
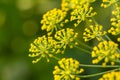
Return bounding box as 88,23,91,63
70,3,96,27
53,58,84,80
83,25,106,42
61,0,96,11
117,37,120,42
108,4,120,35
29,35,57,63
41,8,66,35
91,41,120,66
54,28,78,54
61,0,77,11
101,0,118,8
99,71,120,80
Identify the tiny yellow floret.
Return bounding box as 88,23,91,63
99,71,120,80
53,58,84,80
91,41,120,66
29,35,57,63
54,28,78,53
41,8,66,34
101,0,118,8
83,24,106,41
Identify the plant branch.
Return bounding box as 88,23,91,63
76,68,120,78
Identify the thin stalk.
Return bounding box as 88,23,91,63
76,68,120,78
52,55,60,61
73,44,91,54
98,36,105,41
91,17,98,24
117,49,120,53
104,34,111,41
76,39,93,50
114,59,120,64
80,64,120,68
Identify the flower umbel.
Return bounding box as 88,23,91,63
61,0,96,11
83,24,106,42
53,58,84,80
61,0,77,11
117,37,120,42
101,0,118,8
41,8,66,34
29,35,57,63
28,0,120,79
91,41,120,66
99,71,120,80
54,28,78,53
108,4,120,35
70,3,96,27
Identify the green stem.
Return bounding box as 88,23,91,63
91,17,98,24
99,36,105,41
104,34,111,41
116,47,120,53
80,64,120,68
52,55,60,61
114,59,120,64
76,68,120,78
76,39,93,50
73,44,91,54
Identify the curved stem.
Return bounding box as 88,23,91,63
80,64,120,68
76,68,120,78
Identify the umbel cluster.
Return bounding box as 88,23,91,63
29,0,120,80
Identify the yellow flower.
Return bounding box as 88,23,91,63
70,3,96,27
61,0,77,11
61,0,96,11
54,28,78,54
53,58,84,80
117,37,120,42
41,8,66,34
91,41,120,66
101,0,118,8
83,24,106,42
29,35,57,63
108,4,120,35
99,71,120,80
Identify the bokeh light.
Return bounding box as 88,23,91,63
16,0,34,11
0,0,60,80
22,20,38,36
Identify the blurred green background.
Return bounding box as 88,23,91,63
0,0,61,80
0,0,112,80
